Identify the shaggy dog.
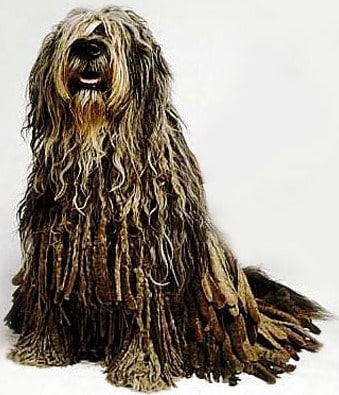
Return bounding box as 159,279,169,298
6,7,325,392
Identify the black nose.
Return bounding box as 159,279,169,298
71,39,105,60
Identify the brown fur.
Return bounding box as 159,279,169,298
6,7,326,392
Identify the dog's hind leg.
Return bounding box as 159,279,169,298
179,228,327,385
181,267,324,385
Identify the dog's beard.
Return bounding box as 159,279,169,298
72,89,107,138
49,89,109,210
71,89,107,176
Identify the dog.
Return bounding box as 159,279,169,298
6,6,326,392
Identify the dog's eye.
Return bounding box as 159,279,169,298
93,23,106,37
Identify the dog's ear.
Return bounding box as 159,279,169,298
148,43,171,102
126,25,171,122
26,29,60,149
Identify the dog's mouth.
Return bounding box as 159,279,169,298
74,70,107,91
79,71,101,86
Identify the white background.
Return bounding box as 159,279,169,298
1,0,338,394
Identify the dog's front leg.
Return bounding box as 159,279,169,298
105,266,180,392
6,270,76,367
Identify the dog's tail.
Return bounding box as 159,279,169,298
244,266,329,335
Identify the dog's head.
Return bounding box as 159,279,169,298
27,7,171,136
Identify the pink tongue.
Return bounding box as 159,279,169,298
80,76,100,84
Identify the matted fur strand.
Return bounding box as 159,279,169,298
5,6,327,392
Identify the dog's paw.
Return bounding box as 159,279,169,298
9,331,74,367
106,336,171,392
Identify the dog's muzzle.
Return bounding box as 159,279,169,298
69,38,109,92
